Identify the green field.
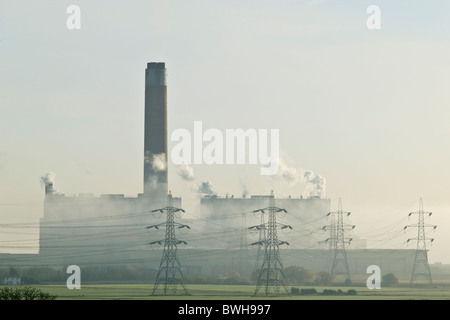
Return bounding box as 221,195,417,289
7,283,450,300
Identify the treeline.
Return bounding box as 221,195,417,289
290,287,357,296
1,265,336,285
185,266,338,286
0,265,400,286
283,266,337,286
0,266,158,284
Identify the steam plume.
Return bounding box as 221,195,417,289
177,164,194,182
145,152,167,172
240,180,249,198
40,172,55,186
40,172,56,194
301,170,326,198
275,153,327,198
197,181,216,196
278,158,299,186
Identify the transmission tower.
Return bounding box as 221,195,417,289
322,198,354,278
148,192,190,295
250,191,292,296
404,198,436,286
250,210,267,273
321,209,336,250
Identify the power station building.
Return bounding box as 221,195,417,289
0,62,418,279
199,194,331,250
38,62,177,266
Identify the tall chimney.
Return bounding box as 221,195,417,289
143,62,168,197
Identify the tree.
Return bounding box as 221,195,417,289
284,266,313,285
22,266,61,283
8,267,19,277
382,273,399,287
344,278,352,286
314,271,334,285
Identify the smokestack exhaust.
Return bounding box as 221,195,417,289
40,172,55,196
144,62,168,198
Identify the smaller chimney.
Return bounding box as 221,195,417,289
45,181,54,195
40,172,55,197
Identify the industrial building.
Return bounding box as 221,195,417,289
37,62,176,267
0,62,419,280
198,194,331,250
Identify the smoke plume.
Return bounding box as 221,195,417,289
145,152,167,172
240,180,249,198
175,163,216,196
197,181,216,196
274,153,327,198
278,158,299,186
40,172,55,186
177,164,194,182
301,170,326,198
40,172,56,194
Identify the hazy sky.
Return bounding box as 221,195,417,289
1,1,450,263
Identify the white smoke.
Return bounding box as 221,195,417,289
152,153,167,171
40,172,57,194
197,181,216,196
301,169,326,199
40,172,55,186
278,158,299,186
274,153,327,198
177,164,194,182
175,163,216,196
240,179,250,198
144,152,167,172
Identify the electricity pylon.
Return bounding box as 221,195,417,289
148,192,190,295
250,210,266,273
321,209,336,250
322,198,354,278
404,198,436,286
250,191,292,296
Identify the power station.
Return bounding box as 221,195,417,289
0,62,420,283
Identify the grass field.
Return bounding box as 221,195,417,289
11,283,450,300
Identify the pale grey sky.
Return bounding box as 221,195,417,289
1,1,450,262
